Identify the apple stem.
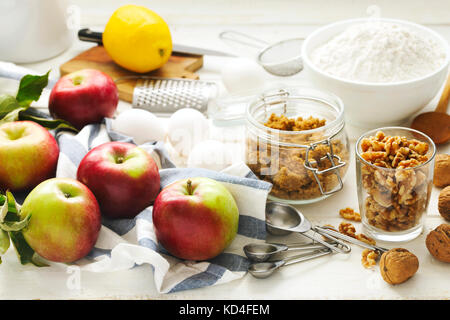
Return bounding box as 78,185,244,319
72,76,83,86
116,156,124,164
186,179,193,195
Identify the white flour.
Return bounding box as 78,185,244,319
310,21,447,83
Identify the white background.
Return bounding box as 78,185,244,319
0,0,449,299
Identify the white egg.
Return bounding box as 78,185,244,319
221,57,268,94
167,108,210,157
112,108,166,145
164,139,188,168
187,140,233,171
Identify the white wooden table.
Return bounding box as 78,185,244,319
0,0,449,300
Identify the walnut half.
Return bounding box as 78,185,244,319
339,207,361,222
362,249,379,269
379,248,419,285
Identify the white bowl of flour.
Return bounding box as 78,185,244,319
302,18,449,130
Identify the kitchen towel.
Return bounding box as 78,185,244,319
53,119,272,294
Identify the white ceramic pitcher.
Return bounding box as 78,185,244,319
0,0,76,63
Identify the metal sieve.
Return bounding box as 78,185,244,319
219,30,304,76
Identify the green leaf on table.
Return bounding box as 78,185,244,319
19,111,79,133
9,231,46,267
0,191,46,267
0,94,21,119
0,229,10,254
0,213,31,232
5,190,20,217
0,107,27,125
0,190,25,264
0,191,21,228
0,71,76,133
0,229,10,263
15,71,50,107
0,225,11,264
0,195,8,223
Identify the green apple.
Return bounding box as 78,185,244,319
20,178,101,263
0,121,59,191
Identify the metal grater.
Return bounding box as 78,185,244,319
130,77,218,115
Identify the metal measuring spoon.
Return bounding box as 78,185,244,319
315,225,389,254
248,248,331,279
244,242,331,262
265,202,351,254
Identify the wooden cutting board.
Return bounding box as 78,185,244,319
59,45,203,102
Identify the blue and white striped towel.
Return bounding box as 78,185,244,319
53,119,272,293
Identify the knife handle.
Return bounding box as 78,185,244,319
78,28,103,45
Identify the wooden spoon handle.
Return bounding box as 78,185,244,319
436,70,450,114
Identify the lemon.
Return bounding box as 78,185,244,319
103,5,172,73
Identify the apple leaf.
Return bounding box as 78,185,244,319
0,229,10,263
15,71,50,107
5,190,20,216
0,196,8,224
0,191,23,229
0,213,31,232
9,231,47,267
0,94,21,119
0,72,79,133
0,193,10,264
0,191,46,267
19,110,78,133
0,107,27,125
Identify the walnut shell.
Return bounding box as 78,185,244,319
433,154,450,188
438,186,450,221
425,224,450,263
379,248,419,285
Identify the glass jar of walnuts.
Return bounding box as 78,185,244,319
356,127,436,242
245,87,350,204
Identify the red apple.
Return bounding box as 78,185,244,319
0,121,59,192
77,141,160,219
20,178,101,263
153,177,239,261
49,69,118,130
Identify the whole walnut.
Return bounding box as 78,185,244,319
426,224,450,263
433,154,450,188
379,248,419,285
438,186,450,221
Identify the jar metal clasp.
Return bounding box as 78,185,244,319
304,137,346,195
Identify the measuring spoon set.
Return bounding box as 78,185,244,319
245,201,388,279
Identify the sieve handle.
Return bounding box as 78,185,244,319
219,30,268,49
